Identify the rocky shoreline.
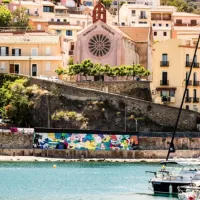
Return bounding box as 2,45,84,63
0,156,199,163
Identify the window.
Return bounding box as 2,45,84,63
31,48,38,56
121,22,125,26
194,89,197,99
66,30,72,36
12,48,21,56
46,47,51,55
163,32,167,36
186,54,189,62
86,1,92,6
186,105,189,110
37,24,41,30
162,54,168,61
166,24,169,27
1,62,5,70
153,23,155,26
140,11,146,18
132,10,135,16
154,32,157,36
193,105,198,112
57,19,60,22
191,20,197,25
0,47,8,56
43,6,54,12
159,24,162,26
46,62,51,71
56,30,62,35
176,19,182,25
169,90,175,97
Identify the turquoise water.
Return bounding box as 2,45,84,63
0,162,177,200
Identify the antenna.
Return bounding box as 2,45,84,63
166,34,200,161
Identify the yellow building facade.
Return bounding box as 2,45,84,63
152,38,200,112
0,32,66,77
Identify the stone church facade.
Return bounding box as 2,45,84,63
74,2,139,67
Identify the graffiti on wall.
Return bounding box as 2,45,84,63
33,133,138,150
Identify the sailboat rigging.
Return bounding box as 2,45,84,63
146,34,200,195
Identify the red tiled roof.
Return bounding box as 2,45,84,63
118,27,150,42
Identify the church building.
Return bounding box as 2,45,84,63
74,1,140,67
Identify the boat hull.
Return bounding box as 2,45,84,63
152,181,190,194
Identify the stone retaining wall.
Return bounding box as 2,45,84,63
28,78,200,131
66,81,152,101
1,149,200,159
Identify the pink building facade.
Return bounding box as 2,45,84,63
74,2,139,67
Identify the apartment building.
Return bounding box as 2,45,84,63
0,32,67,77
151,6,175,41
172,12,200,39
152,38,200,112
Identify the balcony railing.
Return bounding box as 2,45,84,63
174,23,188,26
185,62,191,67
139,16,147,19
48,21,70,25
185,80,192,86
55,12,69,16
193,62,199,68
185,97,192,103
193,97,199,103
160,61,169,67
193,81,200,86
185,62,199,68
160,80,169,86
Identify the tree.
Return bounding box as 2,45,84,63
101,0,112,8
12,7,29,28
0,6,12,27
68,57,74,65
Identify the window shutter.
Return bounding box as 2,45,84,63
46,62,51,71
0,48,1,56
6,47,9,56
19,49,21,56
12,49,15,56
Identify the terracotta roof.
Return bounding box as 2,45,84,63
118,27,150,42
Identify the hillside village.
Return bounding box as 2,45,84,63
0,0,200,129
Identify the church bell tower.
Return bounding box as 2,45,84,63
93,1,106,24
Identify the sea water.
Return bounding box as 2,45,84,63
0,162,177,200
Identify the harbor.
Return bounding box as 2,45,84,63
0,161,177,200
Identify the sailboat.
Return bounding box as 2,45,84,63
146,34,200,195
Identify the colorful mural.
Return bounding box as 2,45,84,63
33,133,138,150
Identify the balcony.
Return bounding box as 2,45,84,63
160,61,169,67
55,12,69,16
139,16,147,19
193,81,200,86
157,96,175,103
185,80,192,86
174,23,188,26
185,97,192,103
193,97,199,103
160,80,169,86
193,62,199,68
185,62,191,67
48,21,70,25
185,62,199,68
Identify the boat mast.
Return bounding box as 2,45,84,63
166,34,200,161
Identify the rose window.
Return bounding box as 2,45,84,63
88,34,111,57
